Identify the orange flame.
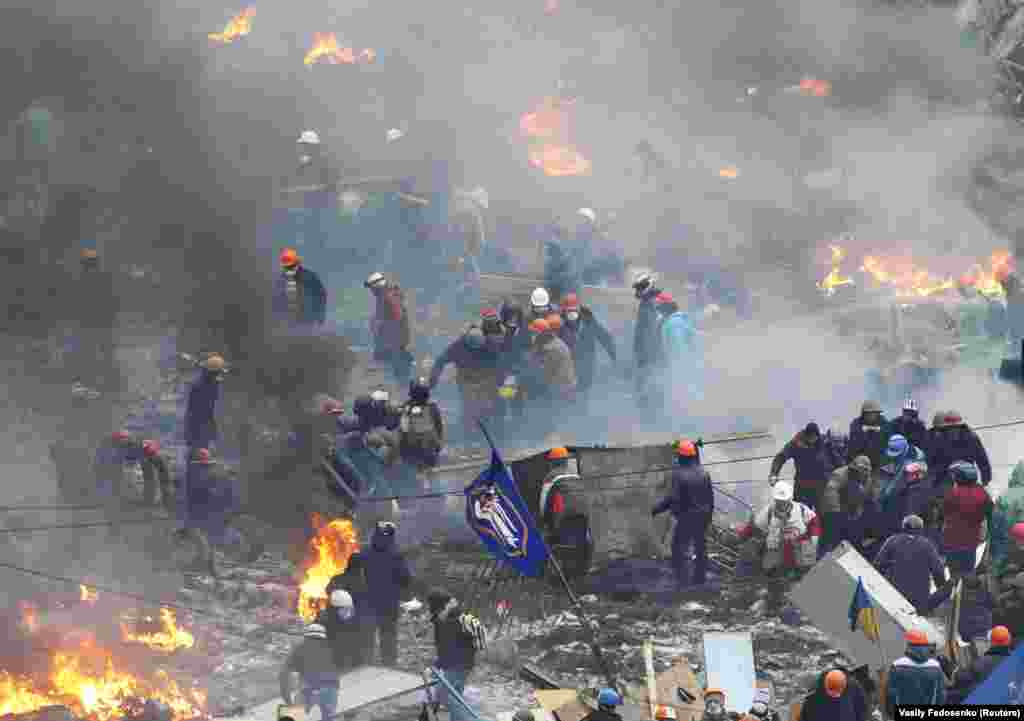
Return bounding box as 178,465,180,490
18,601,38,633
297,514,360,622
208,7,255,45
121,609,195,653
860,255,956,297
519,98,571,139
80,585,98,604
304,33,375,66
718,166,739,180
528,144,591,177
817,245,855,296
0,635,206,720
798,78,831,97
959,250,1015,298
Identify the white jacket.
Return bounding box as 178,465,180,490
753,502,815,551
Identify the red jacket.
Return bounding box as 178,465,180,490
942,484,993,551
373,286,409,352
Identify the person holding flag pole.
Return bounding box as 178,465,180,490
464,421,617,690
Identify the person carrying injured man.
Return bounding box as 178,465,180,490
737,482,818,577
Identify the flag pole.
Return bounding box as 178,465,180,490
477,421,615,689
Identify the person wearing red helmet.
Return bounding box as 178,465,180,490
651,439,713,587
272,247,327,328
797,667,867,721
559,293,616,397
140,439,174,512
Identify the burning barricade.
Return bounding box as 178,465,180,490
303,33,375,66
207,8,255,45
519,97,591,177
120,610,194,654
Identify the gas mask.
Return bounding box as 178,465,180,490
565,310,580,324
703,699,725,720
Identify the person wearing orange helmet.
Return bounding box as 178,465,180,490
559,293,616,396
651,439,713,587
528,315,577,403
886,629,945,713
950,625,1014,702
796,668,866,721
273,247,327,328
184,353,227,466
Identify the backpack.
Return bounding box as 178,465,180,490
400,404,440,450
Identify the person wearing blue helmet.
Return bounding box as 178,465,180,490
878,433,925,534
581,688,623,721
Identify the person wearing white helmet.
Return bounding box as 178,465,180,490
279,622,341,720
316,587,373,669
630,270,663,406
365,272,413,384
738,481,817,575
529,287,555,321
285,128,336,194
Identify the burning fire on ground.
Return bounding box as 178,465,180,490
208,7,255,45
819,246,1015,299
121,609,195,653
519,97,591,177
304,33,376,66
0,634,206,720
297,514,360,622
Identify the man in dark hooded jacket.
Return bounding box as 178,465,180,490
184,354,226,457
847,400,890,472
797,668,866,721
427,589,485,721
558,293,616,395
949,625,1014,703
873,515,946,614
770,423,831,509
927,410,992,487
272,248,327,328
631,272,662,405
886,630,946,712
888,399,928,452
818,455,873,558
356,521,412,666
652,439,713,586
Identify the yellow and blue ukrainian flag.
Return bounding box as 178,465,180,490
848,576,881,642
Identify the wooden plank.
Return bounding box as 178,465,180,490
628,656,705,718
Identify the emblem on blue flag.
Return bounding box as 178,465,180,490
464,449,548,577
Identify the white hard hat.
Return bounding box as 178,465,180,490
365,271,386,288
577,207,597,222
530,287,550,308
370,389,389,402
297,130,321,145
773,482,794,502
303,623,327,639
632,270,656,288
329,590,353,609
386,128,405,143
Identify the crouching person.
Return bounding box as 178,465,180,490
427,589,487,721
737,482,818,577
279,623,340,721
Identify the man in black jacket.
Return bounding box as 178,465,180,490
873,515,947,614
559,293,616,395
427,589,485,721
631,271,662,407
889,399,928,452
926,410,992,488
279,623,341,721
652,439,714,587
358,521,412,666
770,422,830,509
317,589,371,669
848,400,889,473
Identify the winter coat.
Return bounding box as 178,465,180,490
951,646,1013,698
943,483,994,551
771,433,832,495
184,369,221,448
797,668,867,721
499,327,532,378
845,500,885,558
280,636,340,697
887,648,946,711
272,265,327,326
559,306,616,390
633,290,662,369
873,530,946,612
316,604,372,669
530,334,577,397
659,311,702,397
398,401,444,451
360,528,412,613
819,464,871,515
959,576,995,641
847,415,890,473
652,461,714,519
93,442,144,499
878,445,926,525
431,600,484,671
429,334,501,390
881,470,935,536
372,284,411,353
579,710,624,721
926,424,992,486
888,415,928,453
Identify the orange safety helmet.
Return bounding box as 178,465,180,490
677,439,698,457
279,247,300,267
547,446,570,460
529,318,550,334
905,629,930,645
653,706,677,720
824,670,847,698
704,688,725,701
142,439,161,457
545,313,563,331
193,448,213,464
990,625,1012,647
561,293,580,310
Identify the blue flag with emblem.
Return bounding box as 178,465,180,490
464,444,548,577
